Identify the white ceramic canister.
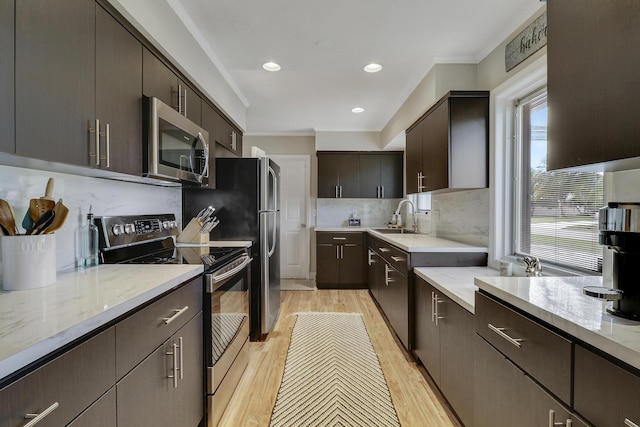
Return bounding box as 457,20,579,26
1,234,57,291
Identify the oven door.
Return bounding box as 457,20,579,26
205,255,251,394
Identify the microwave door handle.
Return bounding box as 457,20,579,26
197,132,209,181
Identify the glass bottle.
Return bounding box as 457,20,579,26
76,207,99,267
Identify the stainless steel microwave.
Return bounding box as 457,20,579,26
143,96,210,186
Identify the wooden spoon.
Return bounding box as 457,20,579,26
43,199,69,234
29,178,56,222
0,199,19,236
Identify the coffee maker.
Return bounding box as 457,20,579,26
599,202,640,320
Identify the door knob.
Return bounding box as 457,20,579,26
300,223,306,228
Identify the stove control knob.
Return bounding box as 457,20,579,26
162,221,171,230
112,224,124,236
124,223,135,234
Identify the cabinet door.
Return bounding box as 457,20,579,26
474,335,572,427
0,0,14,153
574,344,640,427
439,295,475,427
338,154,360,198
358,154,380,198
96,6,143,176
181,80,201,125
143,48,178,109
67,388,116,427
316,244,339,284
379,152,404,198
385,265,409,349
317,153,340,198
548,0,640,171
339,244,364,285
413,278,440,385
422,101,449,192
367,248,381,301
405,121,423,194
449,96,489,189
15,0,95,166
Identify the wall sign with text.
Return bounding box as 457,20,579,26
505,11,547,72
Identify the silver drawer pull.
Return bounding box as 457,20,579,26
390,256,405,263
488,323,523,348
24,402,59,427
167,342,178,388
162,306,189,325
548,409,570,427
626,419,639,427
332,237,347,240
378,247,390,252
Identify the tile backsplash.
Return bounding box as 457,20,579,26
316,198,402,228
0,165,181,271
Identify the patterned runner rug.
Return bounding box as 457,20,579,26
270,312,401,427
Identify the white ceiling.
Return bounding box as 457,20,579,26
168,0,542,135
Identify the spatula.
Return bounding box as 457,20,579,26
0,199,19,236
43,199,69,234
29,178,56,222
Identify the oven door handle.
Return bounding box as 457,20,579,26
207,256,252,291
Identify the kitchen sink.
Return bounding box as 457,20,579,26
370,228,417,234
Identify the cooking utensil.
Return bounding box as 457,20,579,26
22,211,35,233
0,199,19,236
28,210,55,235
29,178,56,222
43,199,69,234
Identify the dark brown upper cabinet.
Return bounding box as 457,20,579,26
405,91,489,194
0,0,14,154
547,0,640,172
202,101,242,158
318,151,403,198
15,0,96,167
358,152,404,199
143,48,201,126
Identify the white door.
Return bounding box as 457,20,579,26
271,155,310,279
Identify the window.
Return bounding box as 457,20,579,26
513,89,603,273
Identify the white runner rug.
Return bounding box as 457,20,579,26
270,312,401,427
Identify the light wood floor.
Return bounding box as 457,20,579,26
219,289,461,427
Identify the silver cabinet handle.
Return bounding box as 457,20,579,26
368,249,375,265
104,123,110,168
626,419,639,427
339,186,343,198
336,245,340,259
332,237,347,240
183,88,187,116
162,306,189,325
24,402,59,427
548,409,570,427
167,342,178,388
178,336,184,380
89,119,100,166
384,264,391,286
488,323,523,348
231,131,237,151
177,83,182,114
418,172,425,192
378,247,390,253
381,186,384,198
432,292,443,326
391,256,405,263
335,186,339,198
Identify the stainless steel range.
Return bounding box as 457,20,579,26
96,213,251,427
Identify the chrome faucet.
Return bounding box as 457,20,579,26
523,256,542,277
394,199,419,233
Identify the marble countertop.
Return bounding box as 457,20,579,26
0,264,203,382
475,276,640,371
315,227,488,253
414,267,502,314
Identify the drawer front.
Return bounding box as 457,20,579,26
375,241,409,276
67,387,116,427
1,327,115,427
115,277,203,379
475,292,572,403
316,231,363,245
574,344,640,427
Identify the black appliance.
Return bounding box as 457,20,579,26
95,213,251,427
599,202,640,320
183,157,281,341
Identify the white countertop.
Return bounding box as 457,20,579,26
316,227,488,253
0,264,203,382
414,267,502,314
475,276,640,371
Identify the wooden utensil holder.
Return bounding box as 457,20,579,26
177,218,209,244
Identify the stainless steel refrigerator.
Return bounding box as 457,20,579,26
182,157,280,340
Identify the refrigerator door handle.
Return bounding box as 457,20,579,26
268,213,277,257
268,165,278,212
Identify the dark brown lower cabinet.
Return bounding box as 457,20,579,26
68,388,116,427
474,335,588,427
377,261,409,349
117,311,204,427
366,246,382,302
414,277,474,426
316,232,365,289
574,344,640,427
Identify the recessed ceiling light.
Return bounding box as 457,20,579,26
352,107,365,113
262,61,281,72
363,63,382,73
